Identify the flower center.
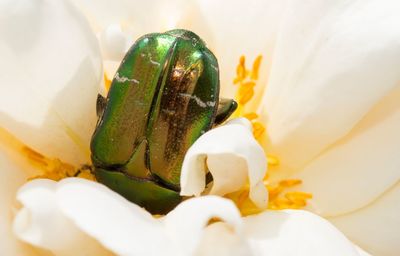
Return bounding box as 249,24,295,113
23,146,96,181
15,55,313,217
226,55,312,216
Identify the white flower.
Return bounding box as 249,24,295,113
0,0,398,255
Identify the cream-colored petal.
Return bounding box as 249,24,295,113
355,246,372,256
292,86,400,216
196,222,252,256
98,24,132,61
329,183,400,256
194,0,289,105
56,178,173,256
260,0,400,169
0,0,102,165
103,60,120,82
244,210,360,256
13,178,178,255
62,182,250,256
14,179,248,256
164,195,245,256
70,0,206,39
180,118,268,209
13,179,112,256
0,148,41,256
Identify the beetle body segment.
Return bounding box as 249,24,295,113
91,29,236,214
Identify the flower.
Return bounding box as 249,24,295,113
0,0,398,255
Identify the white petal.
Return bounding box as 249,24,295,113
329,183,400,256
260,0,400,169
164,196,245,255
57,178,174,256
355,246,372,256
13,178,175,256
70,0,205,38
14,179,249,256
293,86,400,216
0,0,102,165
244,210,360,256
0,148,40,255
99,24,132,61
196,222,252,256
194,0,289,104
103,60,120,80
13,179,112,255
180,118,268,209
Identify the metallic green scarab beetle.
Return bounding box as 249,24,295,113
91,29,237,214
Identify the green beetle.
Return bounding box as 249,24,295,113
91,29,237,214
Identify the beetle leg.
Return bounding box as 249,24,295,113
214,98,238,125
96,94,107,117
73,164,94,176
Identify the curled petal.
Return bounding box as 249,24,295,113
13,179,246,256
0,149,39,255
164,196,244,255
0,0,103,165
13,179,112,256
180,118,268,209
13,178,175,255
55,179,173,255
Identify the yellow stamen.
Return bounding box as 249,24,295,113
238,87,254,105
241,81,256,88
237,190,249,208
266,185,283,201
229,55,313,215
243,112,258,121
279,179,302,187
22,147,48,167
241,207,263,216
104,73,112,91
252,121,265,139
250,55,262,80
234,55,247,83
285,191,313,201
271,198,292,208
267,155,280,166
22,146,95,181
